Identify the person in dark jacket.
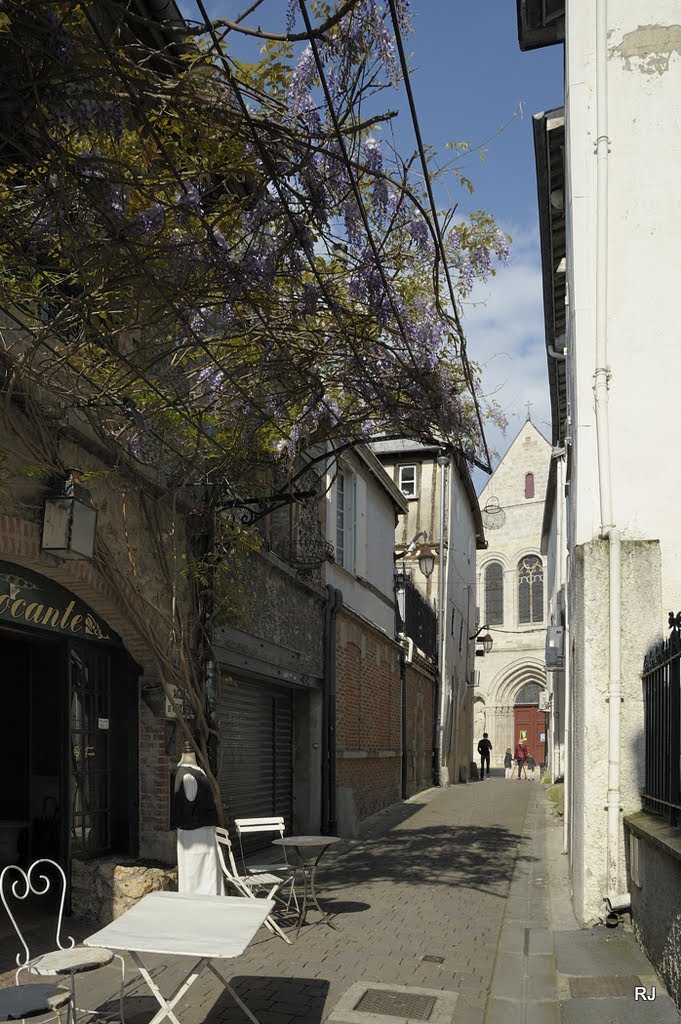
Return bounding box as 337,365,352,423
477,732,493,780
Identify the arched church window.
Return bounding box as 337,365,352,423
518,554,543,624
515,683,541,705
484,562,503,625
525,472,535,499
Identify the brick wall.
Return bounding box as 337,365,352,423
138,703,175,862
335,611,436,823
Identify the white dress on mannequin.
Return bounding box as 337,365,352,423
174,761,223,895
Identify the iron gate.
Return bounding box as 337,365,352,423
642,611,681,824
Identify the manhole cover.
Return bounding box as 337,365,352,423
354,990,436,1020
569,975,642,998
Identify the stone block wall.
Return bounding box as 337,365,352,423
72,858,177,924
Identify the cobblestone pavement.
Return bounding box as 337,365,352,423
2,776,678,1024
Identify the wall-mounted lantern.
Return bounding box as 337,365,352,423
394,530,437,578
41,470,98,560
469,624,494,656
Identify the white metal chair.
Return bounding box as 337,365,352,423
215,827,292,944
233,816,298,912
0,983,70,1023
0,859,126,1024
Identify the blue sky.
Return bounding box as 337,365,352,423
192,2,564,489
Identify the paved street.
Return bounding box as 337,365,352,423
2,778,679,1023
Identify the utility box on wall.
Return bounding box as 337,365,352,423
545,625,564,667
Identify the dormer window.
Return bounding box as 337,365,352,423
525,472,535,499
398,465,417,498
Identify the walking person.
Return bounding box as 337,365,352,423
477,732,493,780
504,747,514,779
527,752,536,780
514,738,528,779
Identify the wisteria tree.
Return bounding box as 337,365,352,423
0,0,509,810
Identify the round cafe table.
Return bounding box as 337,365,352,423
272,835,341,936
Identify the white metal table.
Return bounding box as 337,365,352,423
83,891,274,1024
272,836,341,936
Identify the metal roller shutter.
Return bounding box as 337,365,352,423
217,676,294,854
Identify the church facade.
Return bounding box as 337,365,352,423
473,420,552,770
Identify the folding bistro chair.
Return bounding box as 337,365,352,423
215,827,292,944
0,859,126,1024
233,817,298,911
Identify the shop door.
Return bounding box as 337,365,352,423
69,642,139,861
217,677,294,853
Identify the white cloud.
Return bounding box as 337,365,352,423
460,223,551,492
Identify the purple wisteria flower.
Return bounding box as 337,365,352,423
409,214,432,254
296,282,320,316
129,203,165,238
176,183,203,218
364,137,382,175
343,200,363,249
289,45,321,128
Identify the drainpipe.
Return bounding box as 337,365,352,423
594,0,627,912
433,454,449,786
322,585,343,835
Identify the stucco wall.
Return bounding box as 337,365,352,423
565,3,681,608
570,539,661,923
625,815,681,1012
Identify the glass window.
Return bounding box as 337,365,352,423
518,555,544,623
335,470,356,572
336,472,345,566
515,683,541,705
484,562,504,625
398,465,417,498
525,472,535,499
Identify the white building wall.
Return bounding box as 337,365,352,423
562,1,681,922
325,449,404,636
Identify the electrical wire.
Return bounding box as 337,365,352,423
386,0,491,473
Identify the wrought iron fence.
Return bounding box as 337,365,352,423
642,611,681,824
395,571,437,663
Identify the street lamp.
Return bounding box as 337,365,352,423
469,624,494,655
41,470,98,560
395,530,436,578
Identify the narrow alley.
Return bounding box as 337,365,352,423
3,780,677,1024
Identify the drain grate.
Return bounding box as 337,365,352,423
421,955,444,964
354,989,436,1020
569,975,642,998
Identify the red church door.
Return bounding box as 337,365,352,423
513,704,546,767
